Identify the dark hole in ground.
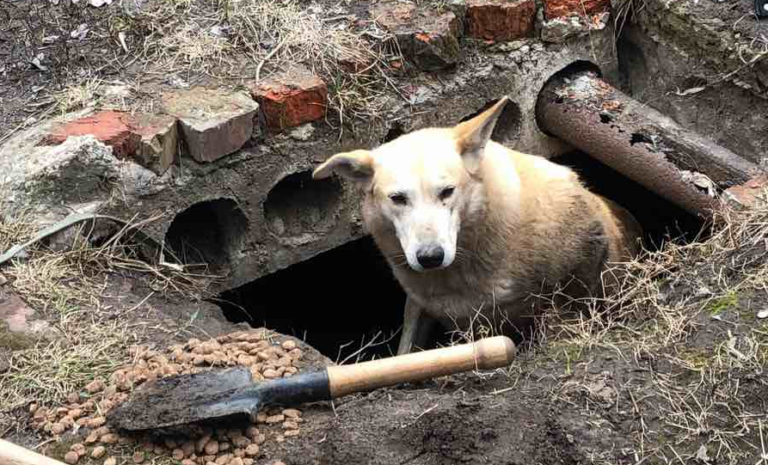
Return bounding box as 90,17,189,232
550,150,708,248
383,122,405,143
165,198,248,272
216,150,706,362
264,171,343,237
217,236,409,363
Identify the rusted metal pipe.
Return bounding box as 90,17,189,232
535,68,764,217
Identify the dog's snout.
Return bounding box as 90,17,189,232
416,245,445,269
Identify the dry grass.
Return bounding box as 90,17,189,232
517,191,768,464
114,0,402,126
0,213,222,428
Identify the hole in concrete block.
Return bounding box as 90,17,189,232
217,236,407,363
165,198,248,272
460,98,522,145
264,171,343,237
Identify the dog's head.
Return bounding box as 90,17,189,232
313,97,509,272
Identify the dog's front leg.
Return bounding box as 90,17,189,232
397,296,437,355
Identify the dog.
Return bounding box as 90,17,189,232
312,97,643,355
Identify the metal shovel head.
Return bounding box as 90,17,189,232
107,366,262,432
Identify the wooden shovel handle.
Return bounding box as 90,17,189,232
0,438,68,465
327,336,516,397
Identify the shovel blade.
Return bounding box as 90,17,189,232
107,367,262,432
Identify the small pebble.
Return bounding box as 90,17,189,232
232,436,250,448
104,457,117,465
181,441,195,457
283,421,298,430
68,409,83,419
67,393,80,404
88,417,106,428
244,427,259,439
282,409,301,419
758,309,768,319
215,454,232,465
182,460,196,465
281,340,297,351
265,414,284,424
29,403,38,414
85,379,105,393
245,445,259,457
231,458,244,465
173,449,185,460
64,452,80,464
85,432,99,444
243,460,253,465
92,446,106,459
219,442,231,452
51,423,66,435
70,443,86,456
262,369,278,379
204,440,220,455
133,451,145,464
100,434,119,444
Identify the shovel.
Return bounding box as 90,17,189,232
107,336,516,432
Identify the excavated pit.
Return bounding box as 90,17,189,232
215,152,707,361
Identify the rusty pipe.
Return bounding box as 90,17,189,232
535,69,764,217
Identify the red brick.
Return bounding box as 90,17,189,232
724,174,768,209
252,67,328,133
466,0,536,42
543,0,610,19
40,111,140,158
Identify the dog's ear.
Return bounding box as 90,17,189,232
453,96,509,174
312,149,375,187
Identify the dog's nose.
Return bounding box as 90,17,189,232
416,245,445,269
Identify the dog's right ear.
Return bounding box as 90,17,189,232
312,150,375,187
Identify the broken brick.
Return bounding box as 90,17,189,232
131,113,178,175
723,174,768,209
372,2,462,71
466,0,536,42
251,67,328,133
41,111,140,158
543,0,610,19
162,88,259,163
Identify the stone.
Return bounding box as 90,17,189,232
0,288,51,339
251,66,328,133
723,174,768,209
85,378,105,393
541,11,608,43
466,0,536,41
371,3,462,71
161,88,259,163
91,447,107,459
64,452,80,464
40,111,140,158
131,113,178,175
543,0,610,19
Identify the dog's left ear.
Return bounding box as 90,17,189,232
312,149,375,188
454,96,509,174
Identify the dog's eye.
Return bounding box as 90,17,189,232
389,193,408,206
439,186,455,200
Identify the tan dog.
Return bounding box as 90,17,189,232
312,97,643,354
